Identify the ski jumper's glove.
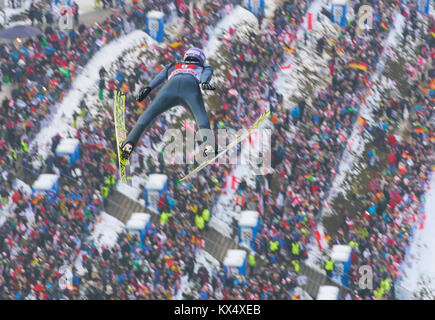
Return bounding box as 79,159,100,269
119,141,134,160
201,82,215,90
137,87,152,102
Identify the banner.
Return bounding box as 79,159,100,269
417,0,430,15
331,1,347,27
247,0,265,17
146,11,165,42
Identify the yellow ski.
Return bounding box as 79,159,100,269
113,91,132,185
180,110,270,182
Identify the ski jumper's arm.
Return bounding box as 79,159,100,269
148,63,174,90
200,64,213,84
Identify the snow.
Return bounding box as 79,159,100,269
55,138,79,154
223,249,246,267
204,5,257,58
145,173,167,190
147,10,164,19
194,248,221,273
396,173,435,299
116,181,141,202
130,212,150,222
238,210,259,227
91,211,125,249
31,30,154,157
316,286,339,300
174,249,222,300
1,0,32,24
330,245,351,262
14,178,32,195
126,213,150,230
32,174,59,191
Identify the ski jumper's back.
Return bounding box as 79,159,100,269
125,61,214,147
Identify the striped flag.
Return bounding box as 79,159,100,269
358,115,367,128
304,173,315,182
307,12,313,30
414,126,425,134
349,61,368,71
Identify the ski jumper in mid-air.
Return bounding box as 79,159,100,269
120,47,216,160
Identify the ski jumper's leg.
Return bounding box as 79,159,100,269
178,75,217,155
179,76,211,132
125,83,176,148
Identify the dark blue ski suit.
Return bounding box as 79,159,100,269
125,61,213,148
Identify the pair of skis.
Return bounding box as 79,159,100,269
113,89,270,183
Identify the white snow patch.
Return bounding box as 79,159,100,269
396,173,435,300
14,178,32,195
116,181,141,202
92,211,125,249
194,248,221,274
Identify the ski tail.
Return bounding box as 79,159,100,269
114,91,132,185
180,110,270,182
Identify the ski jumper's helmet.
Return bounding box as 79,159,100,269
184,47,206,65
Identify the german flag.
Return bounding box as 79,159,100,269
381,21,388,29
402,151,413,159
349,61,368,72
